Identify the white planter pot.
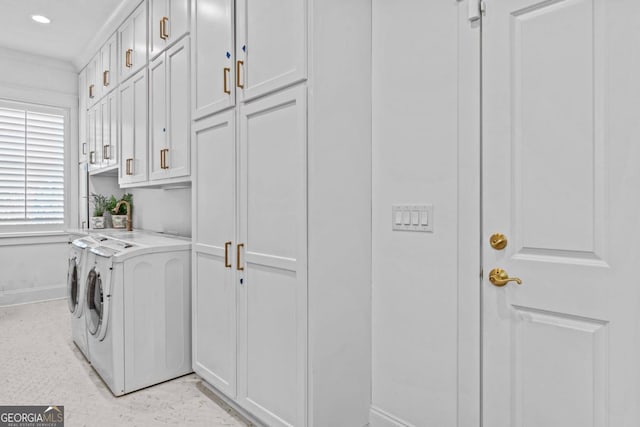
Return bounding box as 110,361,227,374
112,215,128,229
91,216,105,229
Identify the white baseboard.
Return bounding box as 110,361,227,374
0,284,66,307
369,406,414,427
196,378,266,427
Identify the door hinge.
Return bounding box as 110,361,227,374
480,1,487,15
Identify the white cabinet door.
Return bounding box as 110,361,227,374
149,52,167,180
78,69,88,163
119,69,148,185
237,85,307,427
192,109,237,399
235,0,306,102
166,37,190,178
192,0,234,120
149,0,189,59
483,1,640,426
87,54,99,106
101,91,118,168
100,34,118,96
149,37,190,182
119,2,147,82
87,106,99,170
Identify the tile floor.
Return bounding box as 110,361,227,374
0,299,250,427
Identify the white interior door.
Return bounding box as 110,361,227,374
192,109,237,398
237,86,307,427
483,1,640,426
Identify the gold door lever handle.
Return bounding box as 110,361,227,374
489,268,522,287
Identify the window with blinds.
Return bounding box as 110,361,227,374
0,102,65,227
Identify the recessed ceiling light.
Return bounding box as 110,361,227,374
31,15,51,24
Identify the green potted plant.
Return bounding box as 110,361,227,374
111,193,132,229
90,193,107,229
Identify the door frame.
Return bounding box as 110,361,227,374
457,1,482,425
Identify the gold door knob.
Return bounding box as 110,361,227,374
490,233,508,250
488,268,522,287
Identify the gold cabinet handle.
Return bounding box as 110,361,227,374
160,148,169,169
126,158,133,175
82,143,87,155
223,67,231,94
236,60,244,88
236,243,244,271
161,17,169,39
224,241,232,268
103,144,110,160
89,151,96,164
89,84,95,98
489,268,522,287
103,70,109,87
490,233,508,250
125,49,133,68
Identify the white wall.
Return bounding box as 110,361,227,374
371,1,480,426
0,47,78,306
129,187,191,237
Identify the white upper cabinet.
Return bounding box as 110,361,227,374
86,53,99,107
191,0,234,120
119,69,148,185
149,37,190,181
119,2,147,82
100,91,118,169
149,0,189,59
78,68,88,164
100,34,118,96
235,0,307,102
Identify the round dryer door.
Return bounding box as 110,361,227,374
67,257,79,314
86,268,103,336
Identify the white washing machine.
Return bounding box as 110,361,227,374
85,232,192,396
67,235,101,360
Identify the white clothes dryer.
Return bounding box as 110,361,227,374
85,233,191,396
67,235,100,360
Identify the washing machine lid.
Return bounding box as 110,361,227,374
72,236,99,249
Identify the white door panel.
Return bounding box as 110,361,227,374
192,0,234,119
483,1,640,426
237,85,307,427
193,110,237,397
235,0,306,102
149,53,167,180
167,38,190,178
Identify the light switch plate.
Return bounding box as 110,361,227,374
392,204,433,232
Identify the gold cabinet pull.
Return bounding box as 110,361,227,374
236,60,244,88
489,268,522,287
490,233,508,250
125,49,133,68
89,84,95,98
103,70,109,87
223,67,231,94
103,144,110,160
126,158,133,175
160,148,169,169
82,143,87,155
161,17,169,39
224,241,232,268
89,151,96,164
236,243,244,271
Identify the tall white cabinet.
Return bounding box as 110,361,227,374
119,69,148,185
192,0,372,425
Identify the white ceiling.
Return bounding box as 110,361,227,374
0,0,126,65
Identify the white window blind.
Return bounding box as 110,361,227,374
0,103,65,227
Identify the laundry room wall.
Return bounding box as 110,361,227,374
0,46,78,306
128,187,191,237
370,1,480,426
